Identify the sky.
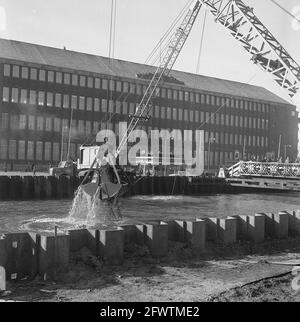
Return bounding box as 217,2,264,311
0,0,299,108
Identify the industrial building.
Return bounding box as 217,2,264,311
0,38,298,172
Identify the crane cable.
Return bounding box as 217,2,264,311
196,6,207,75
108,0,116,59
196,72,258,131
103,0,196,134
82,0,118,147
104,0,117,138
148,0,197,67
268,0,300,24
145,0,194,65
145,1,191,64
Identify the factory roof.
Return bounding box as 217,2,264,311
0,38,292,105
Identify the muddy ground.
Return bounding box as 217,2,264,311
212,273,300,302
1,238,300,302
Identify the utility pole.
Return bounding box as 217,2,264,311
67,107,74,161
284,144,292,161
277,135,282,161
60,126,64,162
243,137,247,160
208,137,216,173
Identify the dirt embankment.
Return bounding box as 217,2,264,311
1,238,300,302
211,273,300,302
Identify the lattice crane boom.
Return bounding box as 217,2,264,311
116,0,202,157
200,0,300,99
114,0,300,161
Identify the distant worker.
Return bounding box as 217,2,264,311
31,163,36,176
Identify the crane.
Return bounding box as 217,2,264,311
78,0,300,201
115,0,300,161
116,0,203,156
77,0,203,203
199,0,300,99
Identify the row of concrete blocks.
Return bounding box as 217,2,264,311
0,176,79,199
0,210,300,283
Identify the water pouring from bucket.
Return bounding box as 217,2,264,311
69,144,124,225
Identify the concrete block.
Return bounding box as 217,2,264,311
249,214,265,243
205,218,218,241
187,219,206,251
296,211,300,236
265,212,289,239
145,222,168,258
167,220,185,242
264,213,275,238
290,210,300,236
274,212,289,239
0,238,7,267
236,215,249,240
87,230,99,256
0,266,5,291
68,229,99,255
39,234,70,279
122,223,169,257
68,229,89,253
1,233,38,280
99,228,124,265
219,217,237,244
288,211,296,235
135,224,147,245
237,214,265,243
167,220,206,251
121,225,140,246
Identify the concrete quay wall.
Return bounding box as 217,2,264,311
0,175,227,200
1,210,300,287
0,175,80,200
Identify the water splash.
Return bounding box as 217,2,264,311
69,186,122,226
18,186,124,234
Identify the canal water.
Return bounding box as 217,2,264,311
0,192,299,234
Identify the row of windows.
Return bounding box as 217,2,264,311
4,64,103,89
0,139,80,162
0,113,100,134
204,151,269,167
0,113,268,150
3,63,270,111
0,111,269,147
0,138,267,165
203,132,268,148
150,128,268,148
3,87,102,111
152,106,269,129
2,87,269,129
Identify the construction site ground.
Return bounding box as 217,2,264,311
1,237,300,302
